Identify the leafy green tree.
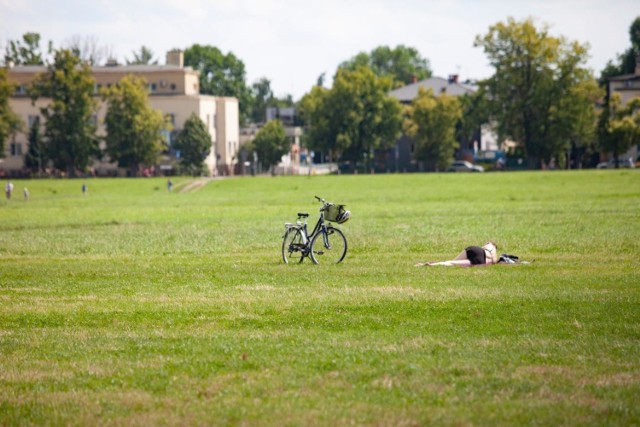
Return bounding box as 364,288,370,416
252,119,289,172
302,66,402,169
3,32,48,65
598,16,640,88
184,44,252,122
250,77,275,124
552,79,601,168
405,87,462,171
598,94,640,167
127,46,158,65
474,17,598,168
174,113,212,175
339,45,432,86
298,84,331,154
24,116,47,174
30,49,98,177
102,75,168,176
456,88,491,148
0,67,22,158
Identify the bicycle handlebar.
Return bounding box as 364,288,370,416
315,195,333,212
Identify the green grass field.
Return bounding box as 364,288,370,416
1,170,639,426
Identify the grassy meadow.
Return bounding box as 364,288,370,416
0,170,639,426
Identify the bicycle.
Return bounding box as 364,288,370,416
282,196,350,264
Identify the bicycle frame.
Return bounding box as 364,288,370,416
284,209,328,250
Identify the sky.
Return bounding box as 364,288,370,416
1,0,637,100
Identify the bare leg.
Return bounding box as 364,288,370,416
416,249,471,267
427,259,472,267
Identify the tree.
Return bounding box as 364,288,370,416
474,17,599,168
3,32,49,65
102,75,168,176
64,35,112,65
301,66,402,169
456,88,491,148
184,45,252,123
551,79,601,168
174,113,212,175
598,94,640,167
249,77,275,124
339,45,432,86
30,49,99,177
127,46,158,65
0,67,22,158
252,119,289,172
24,116,47,174
405,87,462,171
298,84,331,153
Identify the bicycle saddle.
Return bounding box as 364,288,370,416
297,212,309,218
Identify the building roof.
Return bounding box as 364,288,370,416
608,73,640,82
7,64,194,74
388,76,477,102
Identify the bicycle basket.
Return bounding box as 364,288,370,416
324,204,346,223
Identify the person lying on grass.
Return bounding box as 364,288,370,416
415,241,498,267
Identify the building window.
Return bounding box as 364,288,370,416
149,83,157,92
28,115,39,128
10,143,22,156
166,114,176,126
15,85,26,95
170,83,176,91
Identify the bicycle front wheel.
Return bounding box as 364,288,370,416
282,227,306,264
310,227,347,264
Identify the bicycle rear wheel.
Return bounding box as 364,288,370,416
310,227,347,264
282,227,306,264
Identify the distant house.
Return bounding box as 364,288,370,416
389,75,477,101
379,75,497,173
608,54,640,104
2,50,240,177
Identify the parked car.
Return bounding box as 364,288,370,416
596,158,635,169
447,160,484,172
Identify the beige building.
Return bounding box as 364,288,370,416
2,50,239,176
608,54,640,104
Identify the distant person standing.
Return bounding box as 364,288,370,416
23,187,29,201
167,179,173,192
5,181,14,199
82,183,88,196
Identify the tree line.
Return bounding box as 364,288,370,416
1,16,640,175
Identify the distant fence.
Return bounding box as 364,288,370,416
274,163,338,176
